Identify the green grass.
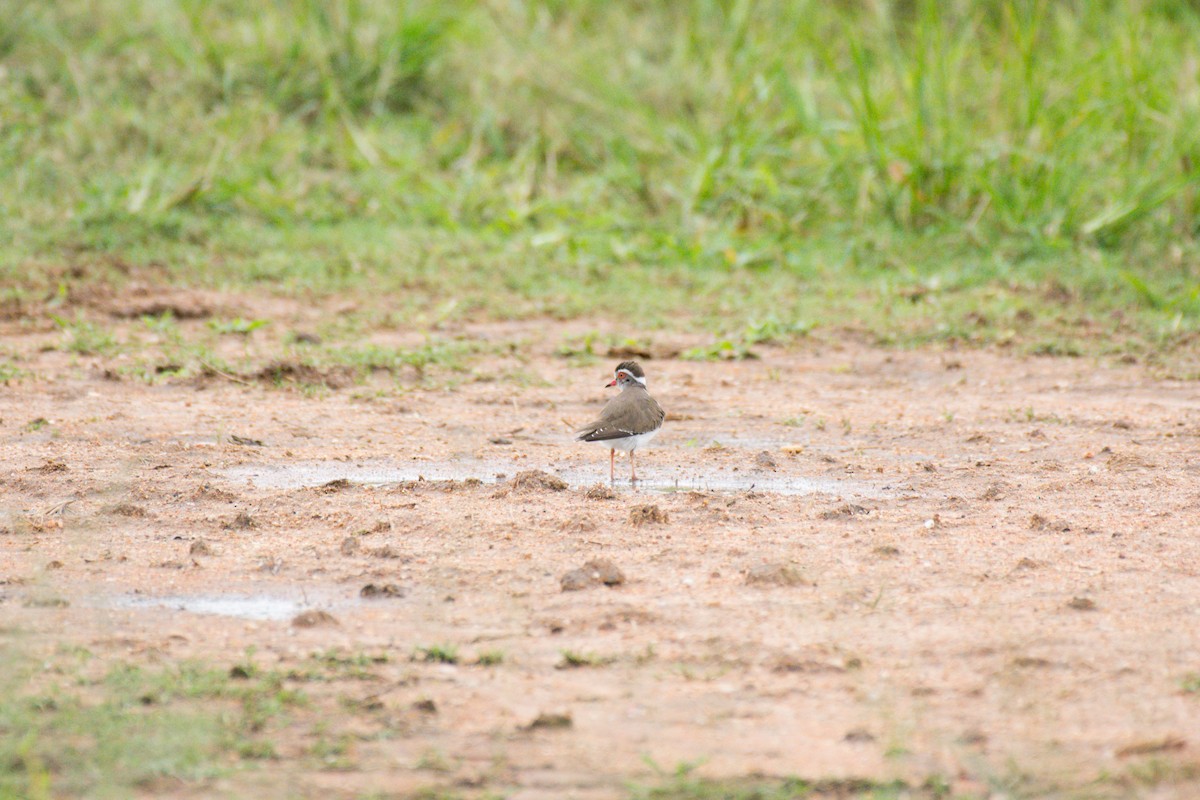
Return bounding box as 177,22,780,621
0,651,305,798
2,1,1199,358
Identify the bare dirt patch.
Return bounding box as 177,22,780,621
2,316,1200,798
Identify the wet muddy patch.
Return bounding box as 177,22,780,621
113,593,338,621
220,458,892,498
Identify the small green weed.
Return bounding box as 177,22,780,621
51,315,120,356
415,645,459,665
208,317,270,336
476,650,505,667
557,650,613,669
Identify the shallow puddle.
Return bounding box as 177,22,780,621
221,459,891,498
116,593,320,621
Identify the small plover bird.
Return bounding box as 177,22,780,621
577,361,665,483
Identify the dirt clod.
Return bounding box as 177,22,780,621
629,504,668,526
980,483,1005,501
339,536,360,555
560,569,593,591
229,434,265,447
318,478,352,493
511,470,568,492
1012,656,1054,669
192,483,236,502
292,610,339,628
754,451,777,470
771,656,845,674
1116,736,1186,758
821,503,868,519
189,540,214,556
361,583,406,599
745,563,808,587
109,504,147,517
584,483,616,500
561,559,625,591
224,512,256,530
24,596,69,608
31,460,68,473
1028,514,1070,532
558,514,597,533
1067,597,1097,611
250,360,354,389
525,712,572,731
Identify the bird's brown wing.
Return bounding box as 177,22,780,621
576,388,664,441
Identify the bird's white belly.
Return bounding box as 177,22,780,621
600,428,659,453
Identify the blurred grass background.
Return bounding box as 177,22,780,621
2,0,1199,352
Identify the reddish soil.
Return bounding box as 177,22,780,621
3,302,1200,798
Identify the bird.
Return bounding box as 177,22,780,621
576,360,665,483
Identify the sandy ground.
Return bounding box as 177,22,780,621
2,305,1200,799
